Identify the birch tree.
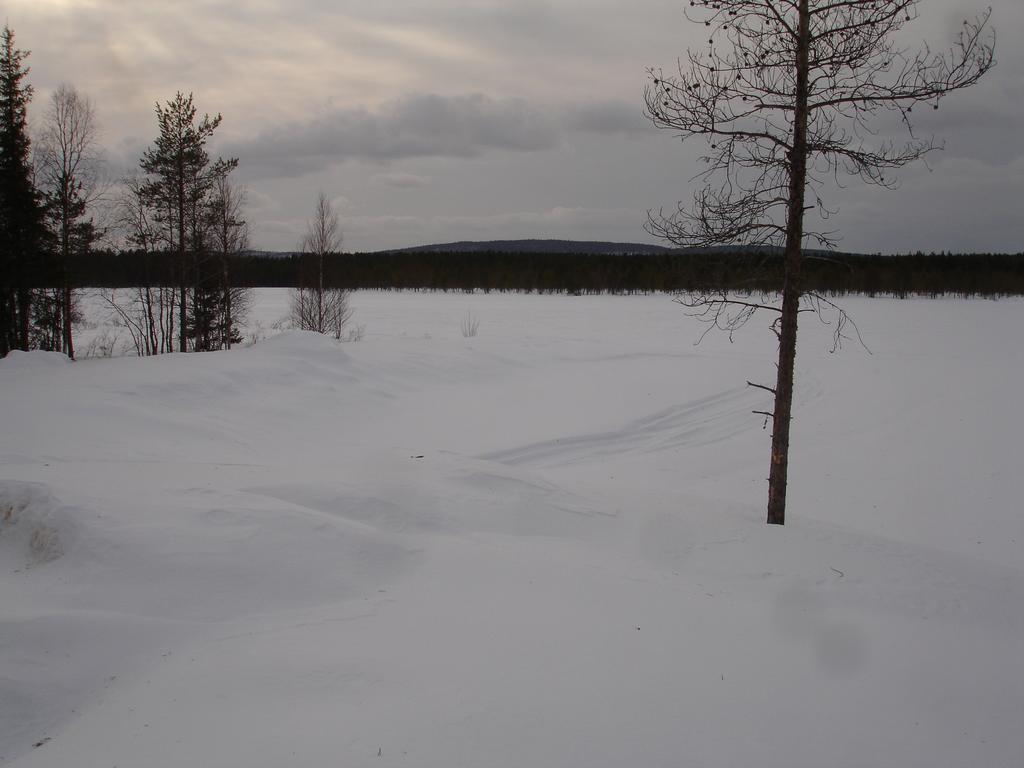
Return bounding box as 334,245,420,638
290,192,352,339
36,84,103,359
206,175,250,349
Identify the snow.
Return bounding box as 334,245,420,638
1,290,1022,767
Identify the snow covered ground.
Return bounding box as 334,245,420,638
2,290,1022,767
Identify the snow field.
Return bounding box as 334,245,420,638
1,290,1022,767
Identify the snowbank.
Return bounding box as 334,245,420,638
1,291,1021,767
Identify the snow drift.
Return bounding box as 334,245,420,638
1,291,1021,767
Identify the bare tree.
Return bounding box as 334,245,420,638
206,175,251,349
290,191,352,339
36,84,104,359
113,175,177,355
645,0,994,524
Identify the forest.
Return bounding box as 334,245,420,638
60,247,1024,298
1,18,1018,364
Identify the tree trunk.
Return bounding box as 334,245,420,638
0,292,10,357
317,253,324,334
178,159,187,353
223,255,232,350
62,285,74,359
766,0,811,526
16,286,30,351
62,213,74,360
179,282,186,352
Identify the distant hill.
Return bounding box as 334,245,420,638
246,240,854,258
379,239,676,255
373,240,856,258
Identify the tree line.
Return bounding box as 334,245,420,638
0,4,1007,529
1,23,358,359
60,248,1024,298
0,25,251,358
2,13,1013,371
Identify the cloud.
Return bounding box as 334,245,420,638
371,172,431,189
564,101,649,136
10,0,1021,256
229,93,651,180
834,154,1024,253
230,94,561,178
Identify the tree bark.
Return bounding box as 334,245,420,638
16,286,30,351
178,153,187,353
223,256,232,350
61,208,74,360
767,0,811,526
317,253,324,333
62,286,74,359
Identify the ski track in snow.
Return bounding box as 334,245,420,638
478,375,821,469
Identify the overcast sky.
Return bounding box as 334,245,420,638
8,0,1023,253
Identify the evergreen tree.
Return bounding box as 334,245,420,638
138,92,236,352
0,26,47,356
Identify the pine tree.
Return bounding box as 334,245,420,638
0,26,47,356
646,0,994,524
139,92,236,352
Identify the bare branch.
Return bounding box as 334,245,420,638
648,0,992,525
804,291,872,353
291,192,352,339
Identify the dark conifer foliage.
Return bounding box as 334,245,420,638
138,92,238,352
68,247,1024,298
0,26,47,355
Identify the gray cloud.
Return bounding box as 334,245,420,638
833,154,1024,254
9,0,1019,252
231,94,560,178
230,93,650,180
914,82,1024,167
371,172,432,189
565,101,649,136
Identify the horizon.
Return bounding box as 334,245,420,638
243,239,1024,257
